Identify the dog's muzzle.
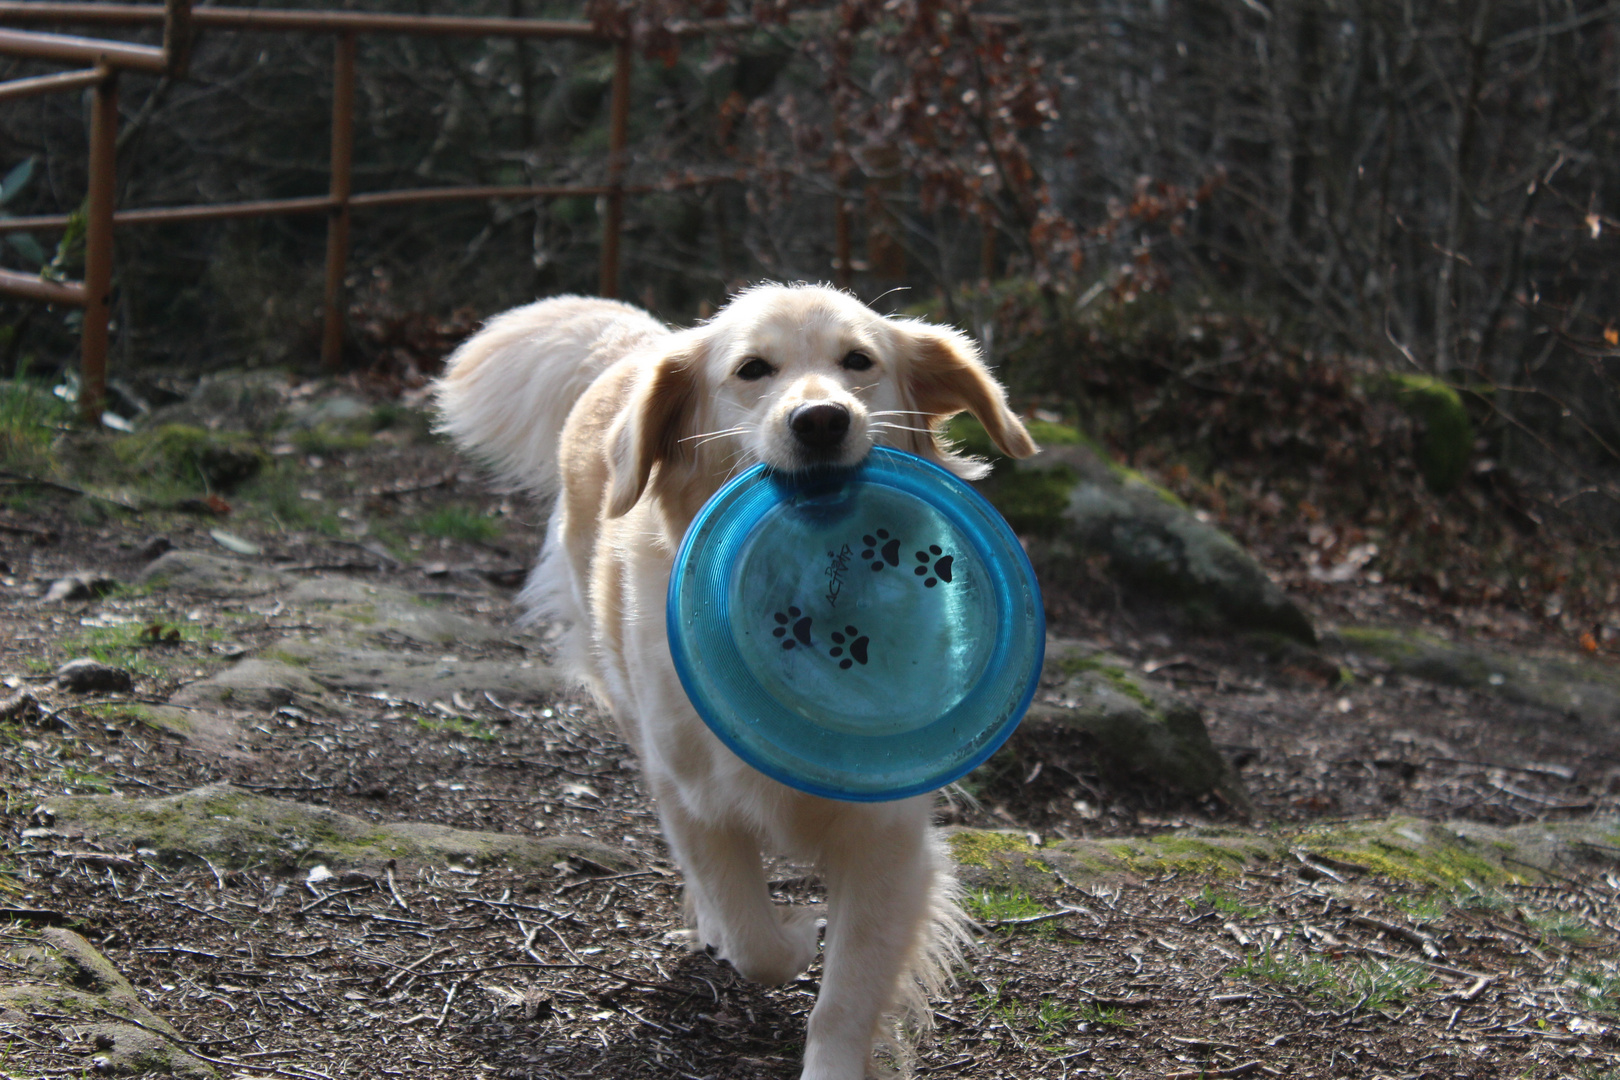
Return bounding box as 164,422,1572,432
789,402,851,453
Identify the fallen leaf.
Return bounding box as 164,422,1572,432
210,529,262,556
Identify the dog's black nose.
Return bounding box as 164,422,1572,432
790,402,851,451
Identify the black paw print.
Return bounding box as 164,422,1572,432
860,529,901,571
913,544,954,588
772,606,813,650
828,625,870,669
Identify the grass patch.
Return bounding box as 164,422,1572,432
1074,1002,1131,1029
1568,966,1620,1015
1523,909,1604,948
1230,946,1435,1011
414,715,499,742
0,365,73,471
973,983,1081,1043
1186,885,1265,919
1387,890,1449,923
964,886,1051,926
415,506,503,544
57,622,179,679
233,465,343,534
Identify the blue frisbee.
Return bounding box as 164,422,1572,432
667,446,1044,802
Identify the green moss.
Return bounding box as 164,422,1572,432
1106,462,1189,510
949,829,1038,868
1383,373,1472,495
290,424,372,454
113,424,266,493
944,414,1100,462
1300,822,1517,889
1055,654,1160,712
986,465,1077,537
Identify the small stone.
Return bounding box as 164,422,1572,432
0,690,41,724
40,572,120,605
134,535,173,562
56,658,134,694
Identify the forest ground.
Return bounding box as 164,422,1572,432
0,376,1616,1079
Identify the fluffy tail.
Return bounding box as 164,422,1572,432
433,295,668,497
880,833,974,1075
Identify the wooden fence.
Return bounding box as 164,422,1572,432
0,2,636,422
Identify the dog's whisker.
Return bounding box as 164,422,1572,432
868,409,934,420
679,426,751,445
870,421,936,436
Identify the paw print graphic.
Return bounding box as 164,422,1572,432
828,625,870,669
860,529,901,571
772,606,813,650
912,544,954,588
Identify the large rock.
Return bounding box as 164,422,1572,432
137,550,291,597
171,658,327,713
1025,639,1249,809
1334,626,1620,726
268,636,565,703
0,927,215,1077
948,814,1620,894
958,419,1315,643
288,578,506,647
34,783,632,874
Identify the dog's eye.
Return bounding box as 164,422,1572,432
842,350,874,372
736,358,775,381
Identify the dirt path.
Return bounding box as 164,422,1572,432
0,386,1616,1078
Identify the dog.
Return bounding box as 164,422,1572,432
435,284,1035,1079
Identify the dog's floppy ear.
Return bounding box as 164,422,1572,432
900,321,1036,478
604,342,703,518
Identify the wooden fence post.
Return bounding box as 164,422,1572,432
599,36,629,299
321,30,356,368
79,70,118,424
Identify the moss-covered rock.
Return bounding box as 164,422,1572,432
137,550,291,597
1382,373,1472,495
269,636,565,702
946,816,1620,895
141,369,289,434
1333,625,1620,725
0,928,216,1077
955,417,1315,643
170,658,328,713
38,782,637,874
115,424,267,491
1026,640,1250,809
288,578,506,647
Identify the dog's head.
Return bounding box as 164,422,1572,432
605,284,1036,519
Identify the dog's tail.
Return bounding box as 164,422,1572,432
433,295,669,497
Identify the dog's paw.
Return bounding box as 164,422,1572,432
720,904,822,986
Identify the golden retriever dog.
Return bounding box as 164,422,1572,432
435,284,1035,1079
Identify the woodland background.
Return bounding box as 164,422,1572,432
1,0,1618,648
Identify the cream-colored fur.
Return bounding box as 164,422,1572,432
434,284,1035,1080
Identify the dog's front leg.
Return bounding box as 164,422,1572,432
802,800,937,1080
658,793,820,985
